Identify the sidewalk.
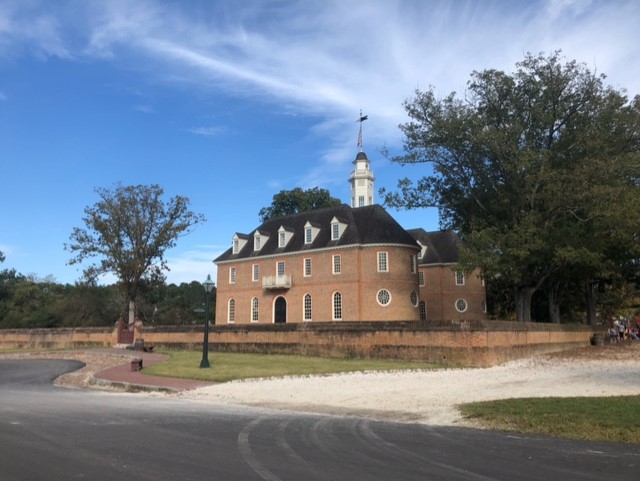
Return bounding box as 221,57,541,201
93,349,214,393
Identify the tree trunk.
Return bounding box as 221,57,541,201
548,282,561,324
515,286,535,322
585,281,598,325
128,299,135,327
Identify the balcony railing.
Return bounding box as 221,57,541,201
262,275,292,290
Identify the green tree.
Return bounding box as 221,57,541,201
0,251,5,263
66,184,206,326
382,52,640,322
259,187,341,222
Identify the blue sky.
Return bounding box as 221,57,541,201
1,0,639,286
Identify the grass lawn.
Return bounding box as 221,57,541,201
459,396,640,444
142,350,442,383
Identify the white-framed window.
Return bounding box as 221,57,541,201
332,223,340,240
481,299,487,313
277,261,285,276
228,299,235,323
418,271,425,286
358,196,365,207
411,255,417,274
330,217,346,241
277,226,293,248
455,271,465,286
233,234,247,254
303,294,312,321
377,289,391,306
377,251,388,272
410,291,419,307
455,298,468,313
304,221,319,244
251,297,259,322
252,264,260,282
304,258,311,277
229,267,236,284
333,254,341,274
333,292,342,320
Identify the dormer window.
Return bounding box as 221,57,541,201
304,221,320,245
254,230,269,251
330,217,347,241
232,234,247,254
277,225,294,248
416,241,427,260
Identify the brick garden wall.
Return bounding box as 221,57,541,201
0,327,115,350
140,320,600,367
0,321,600,367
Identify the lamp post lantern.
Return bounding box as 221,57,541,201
200,274,215,368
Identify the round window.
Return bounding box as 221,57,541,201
455,298,468,313
410,291,418,307
377,289,391,306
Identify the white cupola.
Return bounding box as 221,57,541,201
349,150,375,208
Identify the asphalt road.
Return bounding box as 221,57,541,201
1,359,638,481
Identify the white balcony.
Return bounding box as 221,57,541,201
262,275,292,290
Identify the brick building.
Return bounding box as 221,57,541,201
214,149,487,324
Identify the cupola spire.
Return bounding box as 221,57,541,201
350,110,374,208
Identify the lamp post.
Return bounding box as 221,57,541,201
200,274,215,368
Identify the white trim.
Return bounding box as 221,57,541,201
216,243,418,265
303,257,311,277
303,293,312,322
377,251,388,272
376,288,392,307
455,298,468,313
229,266,236,284
227,298,235,324
332,291,343,321
410,290,419,307
332,254,341,275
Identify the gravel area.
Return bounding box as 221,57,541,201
181,343,640,426
2,343,639,426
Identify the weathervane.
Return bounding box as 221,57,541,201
356,110,368,152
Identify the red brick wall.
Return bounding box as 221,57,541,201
419,266,486,320
216,245,421,324
139,320,600,367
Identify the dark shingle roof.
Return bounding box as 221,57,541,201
215,204,419,263
406,228,461,264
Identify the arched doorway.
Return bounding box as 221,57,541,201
274,296,287,323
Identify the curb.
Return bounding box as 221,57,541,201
91,376,182,394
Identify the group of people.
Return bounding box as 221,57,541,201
608,317,640,343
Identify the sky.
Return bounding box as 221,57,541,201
1,0,639,286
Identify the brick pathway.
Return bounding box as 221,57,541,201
94,349,214,392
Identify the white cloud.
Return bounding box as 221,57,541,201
3,0,639,179
188,126,229,137
164,245,224,286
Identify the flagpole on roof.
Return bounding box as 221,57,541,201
357,110,368,152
